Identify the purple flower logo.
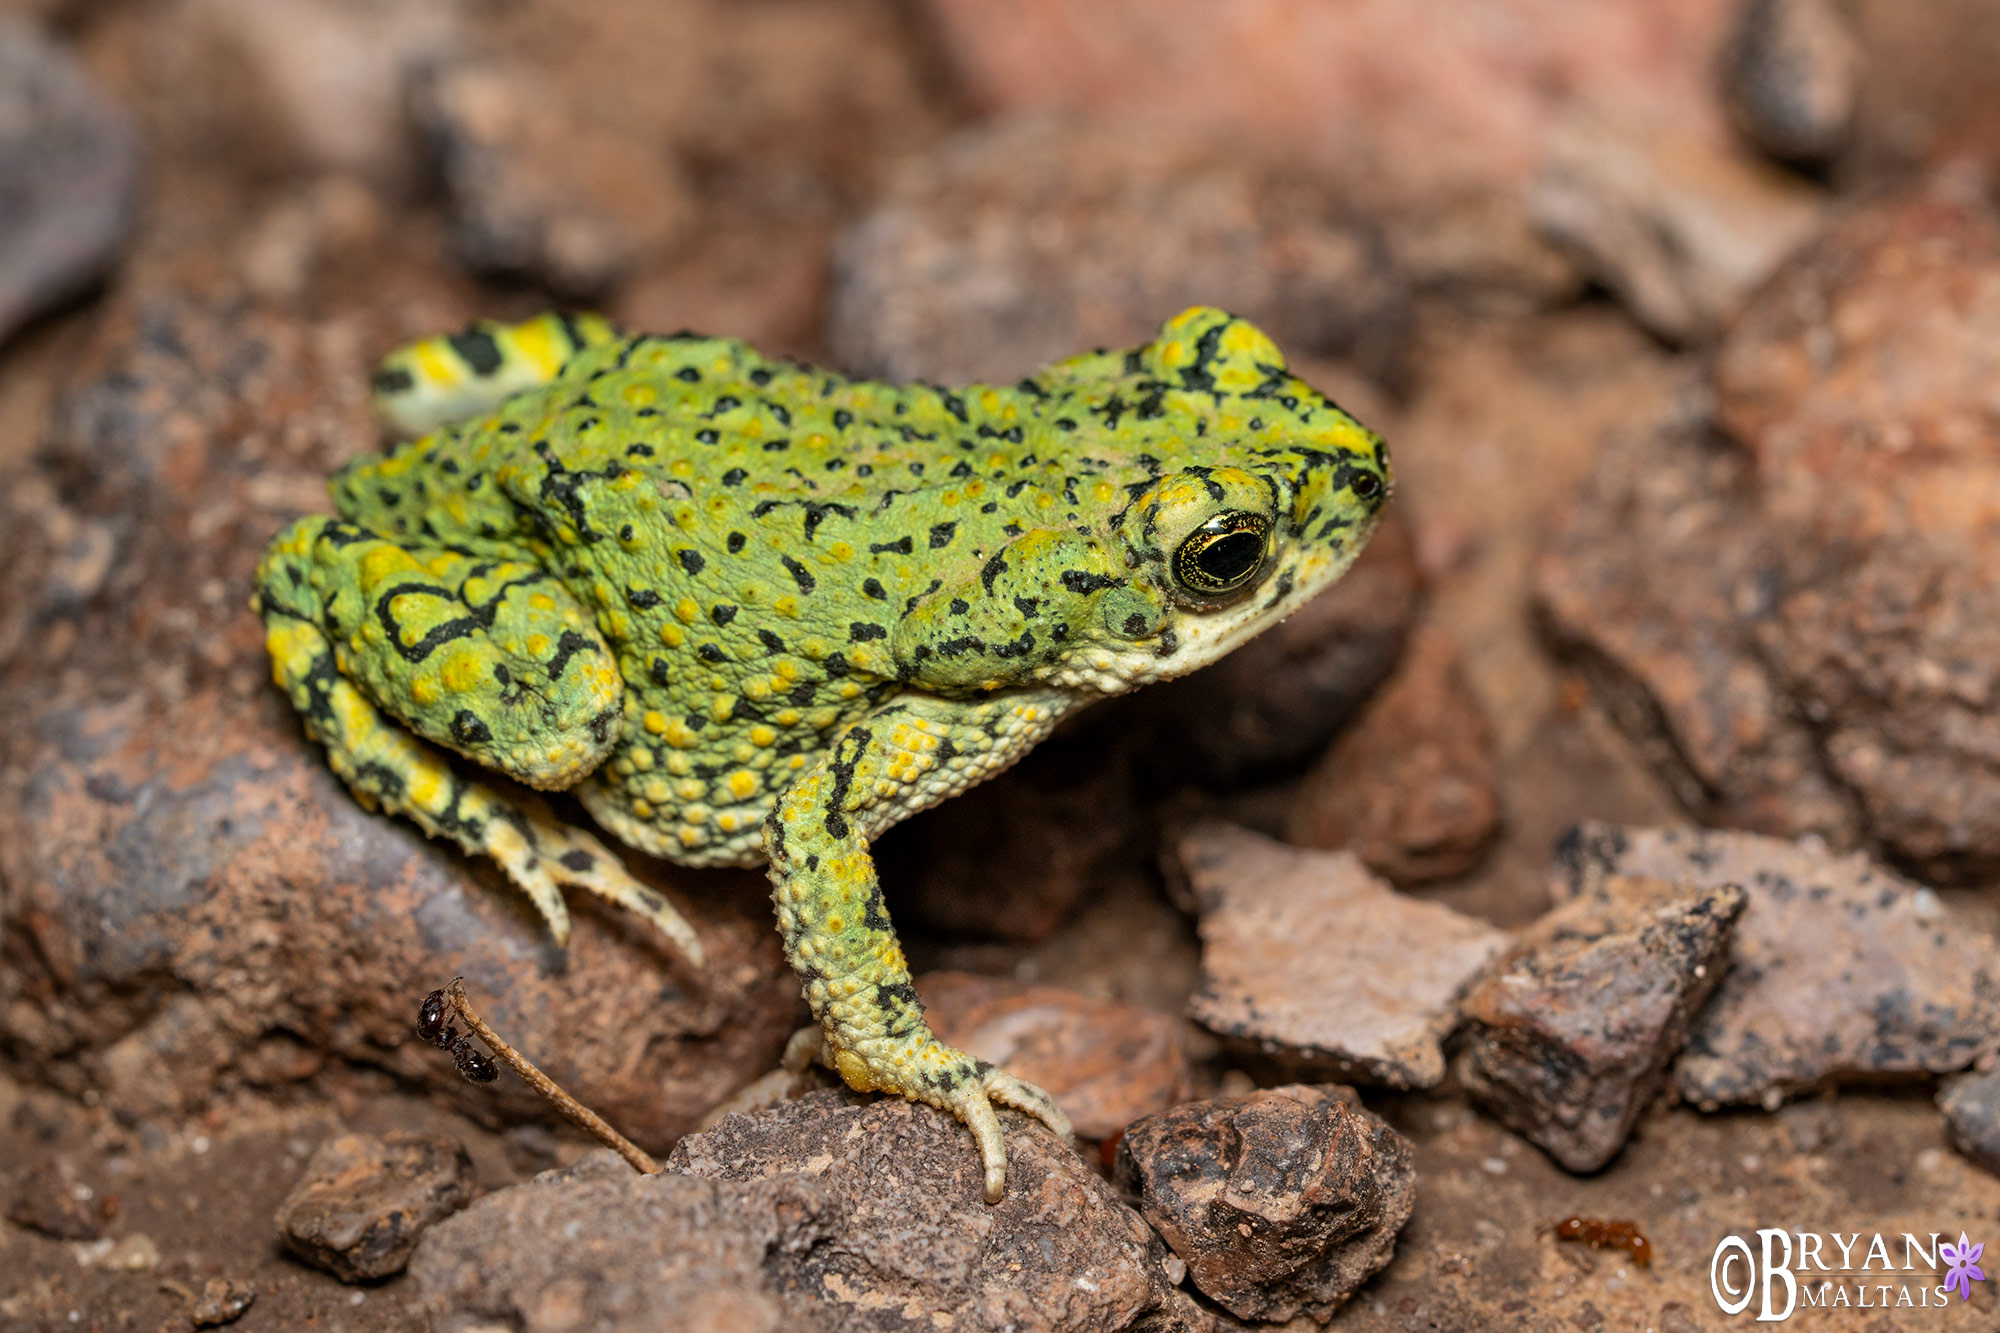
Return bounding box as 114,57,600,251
1942,1232,1986,1303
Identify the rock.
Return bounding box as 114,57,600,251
1560,823,2000,1108
1131,506,1423,789
0,297,800,1145
1530,117,1826,343
829,115,1410,388
140,0,457,187
5,1158,106,1240
1114,1084,1415,1324
274,1131,475,1282
0,16,138,344
670,1091,1211,1332
1536,409,1862,847
1719,0,1860,167
1457,874,1746,1172
411,1153,831,1333
408,56,694,297
882,719,1143,943
1285,623,1501,885
917,0,1747,308
189,1277,256,1327
1173,823,1508,1089
918,970,1191,1141
1549,183,2000,881
1940,1068,2000,1177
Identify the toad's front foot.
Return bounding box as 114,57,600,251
806,1026,1074,1202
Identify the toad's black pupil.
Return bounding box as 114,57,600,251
1199,530,1264,584
1352,473,1380,498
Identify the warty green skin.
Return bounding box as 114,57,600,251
253,305,1390,1200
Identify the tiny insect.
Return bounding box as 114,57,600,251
1553,1215,1652,1268
417,987,498,1084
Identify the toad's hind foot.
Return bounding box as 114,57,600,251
488,809,704,967
821,1027,1073,1204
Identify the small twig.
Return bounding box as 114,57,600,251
443,976,659,1174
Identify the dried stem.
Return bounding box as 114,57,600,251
444,976,660,1175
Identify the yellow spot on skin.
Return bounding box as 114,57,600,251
526,633,551,658
750,725,777,746
622,382,658,407
530,593,557,612
663,717,698,749
659,623,685,648
726,770,759,800
643,711,669,735
675,598,700,624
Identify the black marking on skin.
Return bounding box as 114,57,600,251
1014,596,1040,617
545,630,595,681
626,443,655,457
833,409,853,428
991,630,1036,659
949,598,970,616
753,629,787,656
1155,627,1179,658
449,328,504,376
781,556,815,593
712,604,738,625
850,622,886,641
628,587,662,608
771,403,792,428
727,531,746,553
679,549,706,575
1264,569,1295,608
675,367,701,382
1122,613,1149,637
750,368,773,387
651,658,671,685
762,439,790,453
372,367,414,394
823,653,850,677
936,636,985,657
557,313,589,351
1061,570,1119,594
721,467,746,486
820,727,868,840
980,552,1008,595
788,682,816,705
928,522,956,549
870,536,913,556
949,460,974,479
452,712,490,752
939,392,968,423
862,578,886,600
705,395,741,417
377,488,402,507
696,429,720,445
805,854,820,872
698,643,726,663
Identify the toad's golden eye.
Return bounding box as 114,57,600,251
1171,511,1272,602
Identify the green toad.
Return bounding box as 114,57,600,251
254,306,1390,1199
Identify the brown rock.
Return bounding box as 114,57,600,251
410,1152,829,1333
1720,0,1861,167
1114,1084,1415,1324
1530,117,1827,343
1286,623,1501,885
0,297,799,1145
1551,184,2000,881
1132,506,1423,789
919,0,1751,307
829,115,1410,388
5,1158,106,1240
1457,874,1746,1172
1174,823,1508,1089
408,56,694,297
189,1277,256,1327
918,970,1191,1141
1536,408,1862,847
0,17,137,346
275,1131,474,1282
1939,1068,2000,1177
1560,823,2000,1108
669,1091,1211,1332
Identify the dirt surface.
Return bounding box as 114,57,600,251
6,0,2000,1328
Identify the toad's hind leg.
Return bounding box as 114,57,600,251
371,311,619,438
255,517,702,964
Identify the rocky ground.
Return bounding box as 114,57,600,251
6,0,2000,1329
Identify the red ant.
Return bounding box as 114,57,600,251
1553,1216,1652,1269
418,987,498,1084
